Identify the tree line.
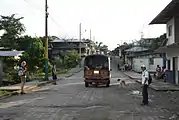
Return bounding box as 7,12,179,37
0,14,81,84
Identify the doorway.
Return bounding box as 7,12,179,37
172,57,178,84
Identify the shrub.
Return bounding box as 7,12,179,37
4,69,20,84
63,50,80,68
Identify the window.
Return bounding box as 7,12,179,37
85,55,109,68
149,58,154,65
168,25,172,36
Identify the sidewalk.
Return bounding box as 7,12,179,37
0,64,83,99
0,80,53,91
0,66,83,91
59,65,83,78
60,58,84,78
123,71,179,91
123,71,141,79
0,79,54,100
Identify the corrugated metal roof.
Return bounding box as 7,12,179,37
125,47,148,52
51,39,89,43
0,51,24,56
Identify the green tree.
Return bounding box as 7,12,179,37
100,45,108,54
150,33,167,50
64,50,80,68
136,33,167,50
17,35,33,51
0,14,25,49
21,37,44,72
95,41,103,50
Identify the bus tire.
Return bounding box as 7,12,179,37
106,80,110,87
85,82,89,87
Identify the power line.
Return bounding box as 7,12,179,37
23,0,44,13
22,0,70,38
49,14,63,31
22,0,81,50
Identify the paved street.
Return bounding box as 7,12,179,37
0,63,179,120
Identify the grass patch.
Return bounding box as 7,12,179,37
31,68,70,80
0,90,11,95
2,68,72,85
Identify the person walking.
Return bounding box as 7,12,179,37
52,63,57,85
18,61,27,94
141,65,149,105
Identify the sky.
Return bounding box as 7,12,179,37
0,0,172,50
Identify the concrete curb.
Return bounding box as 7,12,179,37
0,91,19,100
0,80,53,100
123,72,141,81
74,68,83,73
65,74,74,78
123,72,179,91
37,80,53,87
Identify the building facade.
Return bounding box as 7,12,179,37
50,39,91,57
125,47,163,73
150,0,179,84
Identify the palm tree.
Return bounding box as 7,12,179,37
100,45,108,54
95,41,103,52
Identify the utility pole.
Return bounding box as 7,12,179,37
89,29,92,55
90,29,91,40
79,23,82,59
44,0,49,80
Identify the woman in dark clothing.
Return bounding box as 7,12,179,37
52,63,57,85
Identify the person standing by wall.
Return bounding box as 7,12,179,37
156,65,161,79
141,65,149,105
18,61,27,94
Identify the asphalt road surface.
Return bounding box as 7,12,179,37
0,61,179,120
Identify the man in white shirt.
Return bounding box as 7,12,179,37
141,65,149,105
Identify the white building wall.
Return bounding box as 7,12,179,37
132,57,163,72
149,58,163,71
166,17,175,45
165,16,179,71
166,50,179,70
114,56,123,66
132,58,149,72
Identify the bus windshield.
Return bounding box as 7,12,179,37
85,55,109,69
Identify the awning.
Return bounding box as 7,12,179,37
155,43,179,53
0,51,24,57
149,0,179,24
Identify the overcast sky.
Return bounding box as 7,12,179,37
0,0,172,50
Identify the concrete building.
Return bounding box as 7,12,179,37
125,47,163,73
150,0,179,84
50,39,91,57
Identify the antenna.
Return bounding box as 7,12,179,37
140,31,144,40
